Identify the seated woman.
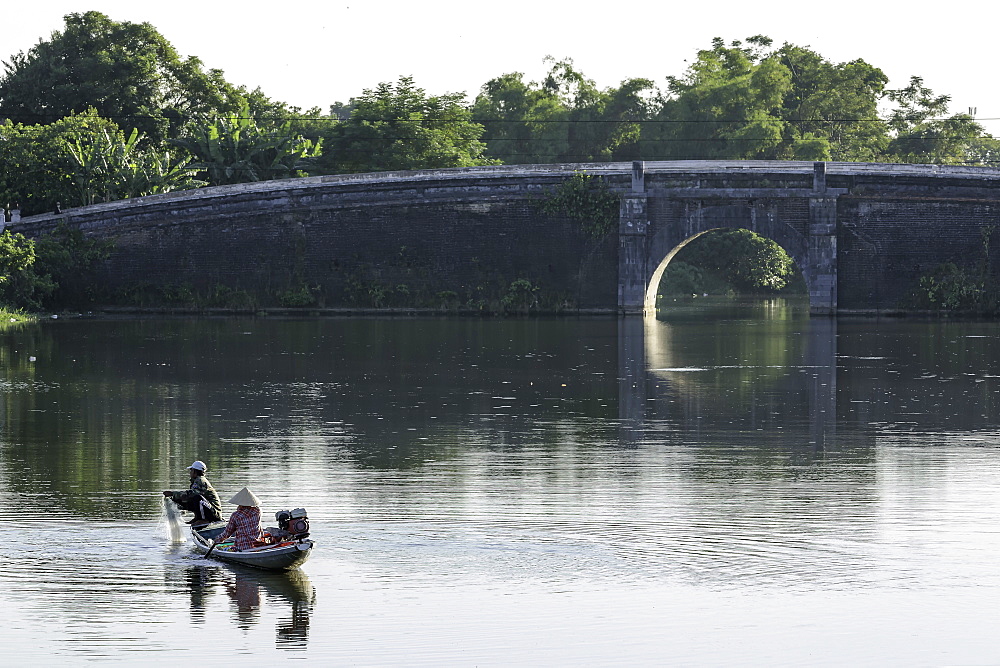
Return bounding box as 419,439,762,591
215,487,264,551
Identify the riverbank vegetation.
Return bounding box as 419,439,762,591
908,226,1000,315
0,225,110,312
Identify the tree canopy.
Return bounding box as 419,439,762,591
1,110,200,215
661,228,799,296
472,58,654,164
644,36,892,161
2,16,998,218
0,11,271,144
318,76,496,173
170,99,321,186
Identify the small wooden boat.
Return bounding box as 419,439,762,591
190,509,314,571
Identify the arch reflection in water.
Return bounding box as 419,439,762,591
620,299,837,449
173,564,316,649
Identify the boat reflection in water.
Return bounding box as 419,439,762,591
176,563,316,648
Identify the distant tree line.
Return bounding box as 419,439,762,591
1,13,997,217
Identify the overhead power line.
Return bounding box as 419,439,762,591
1,111,998,125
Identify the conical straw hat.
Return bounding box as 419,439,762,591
228,487,260,507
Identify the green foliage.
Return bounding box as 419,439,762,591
64,116,202,205
204,284,255,309
0,225,110,310
912,227,999,312
0,308,36,326
472,58,654,163
0,116,81,215
116,282,259,309
33,224,113,308
667,229,797,294
277,284,317,307
916,263,984,311
884,77,986,164
436,290,459,307
320,76,498,173
159,283,196,305
170,99,321,186
541,171,620,237
646,37,889,161
0,223,112,310
0,231,51,309
0,111,201,215
0,11,252,144
501,278,539,312
337,271,566,313
344,276,391,308
4,14,998,186
660,261,706,296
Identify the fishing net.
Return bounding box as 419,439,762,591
161,495,185,543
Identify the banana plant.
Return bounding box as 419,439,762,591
170,99,321,186
64,124,202,205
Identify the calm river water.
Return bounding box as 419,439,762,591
3,302,1000,665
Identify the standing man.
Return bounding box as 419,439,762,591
163,460,223,525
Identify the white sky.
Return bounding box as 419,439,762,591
8,1,1000,136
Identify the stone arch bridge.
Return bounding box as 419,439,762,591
12,161,1000,314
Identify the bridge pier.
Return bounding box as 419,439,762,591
618,161,649,315
808,162,838,315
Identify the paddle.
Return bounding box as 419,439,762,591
203,538,218,559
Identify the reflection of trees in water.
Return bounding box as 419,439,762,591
0,318,621,515
625,302,840,452
171,564,315,648
6,316,1000,518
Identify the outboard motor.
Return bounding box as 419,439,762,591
275,508,310,538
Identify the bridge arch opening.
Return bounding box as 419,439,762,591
644,227,807,314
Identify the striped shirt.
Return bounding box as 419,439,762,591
217,506,263,551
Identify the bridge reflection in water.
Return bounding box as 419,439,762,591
618,304,837,449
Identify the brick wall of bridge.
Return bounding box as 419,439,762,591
17,175,619,310
11,163,1000,314
834,174,1000,311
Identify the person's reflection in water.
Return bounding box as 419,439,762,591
272,570,316,649
227,571,262,629
176,561,315,646
180,566,225,624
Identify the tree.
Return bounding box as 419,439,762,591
0,118,75,215
170,99,321,186
0,110,201,215
646,37,890,161
472,58,654,164
0,224,111,310
773,44,889,161
885,76,986,164
0,231,53,310
64,113,202,204
320,77,497,173
670,228,796,293
648,37,790,160
472,71,569,164
0,11,255,144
